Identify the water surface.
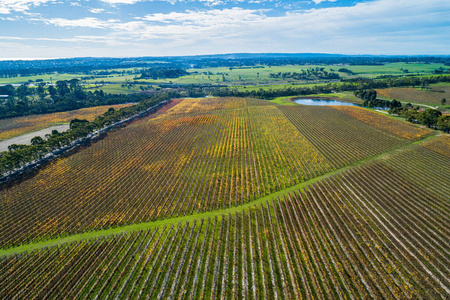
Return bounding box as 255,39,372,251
295,99,361,106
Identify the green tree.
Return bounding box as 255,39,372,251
418,109,442,127
14,100,28,115
442,98,447,106
8,144,26,152
31,136,45,146
56,81,70,96
48,85,57,98
37,82,46,99
70,118,89,130
16,84,29,100
437,115,450,132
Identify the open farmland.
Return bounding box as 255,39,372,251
0,98,430,248
0,103,134,141
376,86,450,106
0,97,448,299
0,135,448,299
331,105,431,140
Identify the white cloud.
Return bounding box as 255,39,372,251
140,7,267,25
0,0,56,14
99,0,142,4
124,0,449,54
0,42,25,47
89,8,105,14
43,17,120,28
0,15,22,21
99,0,249,5
2,0,449,57
0,35,137,46
312,0,337,4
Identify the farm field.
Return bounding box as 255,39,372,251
0,135,448,299
0,124,70,152
3,63,445,86
0,97,430,248
83,83,155,94
142,63,448,85
0,103,134,141
331,105,431,140
0,97,448,299
376,85,450,106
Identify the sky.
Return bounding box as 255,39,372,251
0,0,449,59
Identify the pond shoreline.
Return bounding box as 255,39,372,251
290,96,362,105
292,97,362,107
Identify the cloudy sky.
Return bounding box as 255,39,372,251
0,0,449,59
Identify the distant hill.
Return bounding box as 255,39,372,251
1,53,449,77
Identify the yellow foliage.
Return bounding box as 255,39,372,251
421,135,450,157
0,103,134,141
332,105,432,140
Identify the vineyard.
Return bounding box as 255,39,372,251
0,97,448,299
0,103,134,141
330,105,431,140
0,98,426,248
376,87,450,106
0,135,448,299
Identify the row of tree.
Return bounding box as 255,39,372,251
0,80,149,119
137,68,188,80
0,93,176,175
354,89,402,109
389,105,449,131
269,68,340,80
3,55,448,78
201,75,450,100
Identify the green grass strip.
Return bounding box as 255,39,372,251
0,133,437,257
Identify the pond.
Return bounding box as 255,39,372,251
294,99,361,106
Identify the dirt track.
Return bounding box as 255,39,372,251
0,124,70,152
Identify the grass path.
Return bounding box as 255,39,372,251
0,133,437,257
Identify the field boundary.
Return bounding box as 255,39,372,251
0,100,170,186
0,133,437,257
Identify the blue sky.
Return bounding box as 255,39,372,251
0,0,449,59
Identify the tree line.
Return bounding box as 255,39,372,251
201,75,450,100
0,92,177,176
354,89,401,109
2,55,449,78
269,68,340,81
352,88,449,132
0,80,148,119
352,88,450,132
137,68,188,79
389,105,449,132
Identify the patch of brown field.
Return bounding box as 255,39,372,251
376,87,449,105
0,104,134,141
141,98,184,122
331,105,432,140
421,135,450,157
161,97,247,117
153,98,184,116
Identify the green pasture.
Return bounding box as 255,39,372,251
84,83,153,94
84,63,449,85
0,73,91,85
341,62,448,78
231,82,330,92
1,62,446,86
